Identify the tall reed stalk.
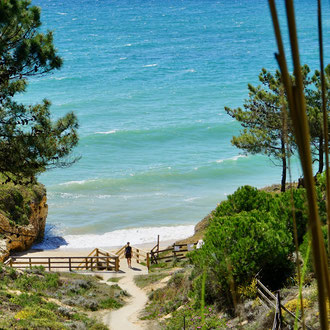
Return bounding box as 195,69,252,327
268,1,329,328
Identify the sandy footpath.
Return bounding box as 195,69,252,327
102,262,149,329
11,240,176,329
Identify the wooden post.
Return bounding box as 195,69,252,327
69,257,72,272
136,248,140,263
146,253,150,270
157,235,160,257
29,257,32,269
9,258,13,267
115,257,119,272
48,258,51,271
96,249,99,270
277,291,283,329
85,257,88,270
106,254,109,270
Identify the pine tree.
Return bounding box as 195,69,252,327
0,0,79,183
225,66,310,192
306,64,330,175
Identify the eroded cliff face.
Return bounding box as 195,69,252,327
0,191,48,262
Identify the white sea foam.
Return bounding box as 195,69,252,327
143,64,158,68
60,193,84,199
57,12,67,15
33,225,195,250
59,179,96,186
52,77,68,81
184,197,200,202
95,129,117,134
96,194,112,199
216,154,247,163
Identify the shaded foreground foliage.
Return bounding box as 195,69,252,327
189,184,328,312
141,184,327,329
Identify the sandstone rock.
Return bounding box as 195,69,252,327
0,187,47,262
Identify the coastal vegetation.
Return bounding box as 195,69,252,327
0,0,79,256
0,181,45,226
138,182,328,329
0,0,79,185
225,64,330,192
0,264,125,329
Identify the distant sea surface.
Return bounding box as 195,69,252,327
18,0,329,249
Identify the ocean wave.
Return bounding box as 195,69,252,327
215,155,247,163
59,179,97,186
33,225,195,250
51,162,249,193
83,122,237,143
95,129,118,134
52,77,68,81
184,197,201,202
143,64,158,68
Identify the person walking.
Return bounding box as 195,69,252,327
125,242,132,268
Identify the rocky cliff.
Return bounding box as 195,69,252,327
0,184,48,262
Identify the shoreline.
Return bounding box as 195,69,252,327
13,239,178,258
31,223,196,251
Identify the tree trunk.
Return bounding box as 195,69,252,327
281,139,287,192
318,134,324,174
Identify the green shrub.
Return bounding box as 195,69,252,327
99,298,122,309
10,292,42,307
213,185,309,246
213,185,271,217
162,304,227,329
299,225,328,274
270,188,309,244
190,210,294,310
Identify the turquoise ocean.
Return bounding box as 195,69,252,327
17,0,330,249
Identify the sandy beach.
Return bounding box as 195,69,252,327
12,239,178,258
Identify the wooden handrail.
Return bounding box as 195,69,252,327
116,245,126,257
149,242,198,265
8,255,119,271
76,248,98,269
256,279,312,330
76,248,119,271
4,258,11,266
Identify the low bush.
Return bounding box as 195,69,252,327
299,225,328,274
213,185,309,245
190,209,294,311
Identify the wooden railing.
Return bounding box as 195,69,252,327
5,248,120,272
75,248,119,271
116,245,150,269
256,279,312,330
150,242,197,264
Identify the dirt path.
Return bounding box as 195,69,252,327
102,261,150,330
